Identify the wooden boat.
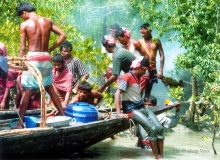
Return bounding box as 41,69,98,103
0,109,52,120
0,104,178,158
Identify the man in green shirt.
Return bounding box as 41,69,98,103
98,35,136,93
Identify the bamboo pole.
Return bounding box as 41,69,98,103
7,56,27,70
0,127,53,136
7,56,27,61
23,61,47,128
6,56,47,128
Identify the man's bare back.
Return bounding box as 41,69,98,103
19,12,66,57
22,17,52,52
12,2,66,129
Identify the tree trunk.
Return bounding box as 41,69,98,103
185,74,198,122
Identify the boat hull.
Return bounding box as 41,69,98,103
0,117,130,158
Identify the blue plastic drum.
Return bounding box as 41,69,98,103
64,102,98,123
24,116,40,128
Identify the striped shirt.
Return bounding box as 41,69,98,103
65,57,88,87
117,72,144,113
112,46,136,75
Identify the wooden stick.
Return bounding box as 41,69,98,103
0,127,53,136
7,56,27,61
23,62,47,128
8,64,27,70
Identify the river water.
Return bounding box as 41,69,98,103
69,125,220,160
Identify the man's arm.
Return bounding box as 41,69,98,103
157,40,165,78
115,89,122,115
133,40,150,60
81,73,89,81
49,22,66,52
63,91,71,109
71,94,80,103
73,59,89,92
0,87,9,109
114,89,128,118
19,23,27,57
98,74,118,93
91,90,103,105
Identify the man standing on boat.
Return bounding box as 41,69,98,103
139,22,165,99
12,2,66,129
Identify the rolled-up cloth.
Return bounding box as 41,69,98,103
21,52,52,90
0,56,8,78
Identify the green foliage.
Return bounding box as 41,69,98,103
0,0,110,78
129,0,220,82
168,86,184,100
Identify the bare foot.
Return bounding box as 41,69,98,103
159,155,164,160
110,135,118,140
46,110,58,118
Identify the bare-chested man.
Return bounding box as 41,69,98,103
139,22,165,99
12,2,66,129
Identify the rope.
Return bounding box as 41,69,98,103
128,118,136,140
23,61,46,128
9,86,26,128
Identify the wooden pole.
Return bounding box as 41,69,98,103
23,62,47,128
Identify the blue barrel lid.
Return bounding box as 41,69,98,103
65,102,98,113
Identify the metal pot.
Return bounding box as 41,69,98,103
36,116,71,128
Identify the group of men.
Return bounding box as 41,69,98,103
5,2,171,160
12,2,92,129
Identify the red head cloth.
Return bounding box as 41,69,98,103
0,42,8,57
122,28,131,38
104,35,117,44
130,58,148,70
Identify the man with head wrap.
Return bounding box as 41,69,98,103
139,22,165,99
115,58,164,160
115,27,149,60
98,35,136,93
115,27,150,95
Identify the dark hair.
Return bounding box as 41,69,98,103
140,22,151,30
16,2,35,16
115,27,124,38
51,54,65,63
102,36,116,48
144,96,157,106
78,81,92,92
59,40,72,51
140,57,150,67
110,23,121,30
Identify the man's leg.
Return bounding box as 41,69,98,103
11,90,32,129
157,139,164,158
45,85,64,116
144,83,153,99
151,140,159,159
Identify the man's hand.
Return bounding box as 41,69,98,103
46,110,58,118
98,85,105,93
174,101,181,112
0,102,6,110
157,70,163,78
117,113,128,118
